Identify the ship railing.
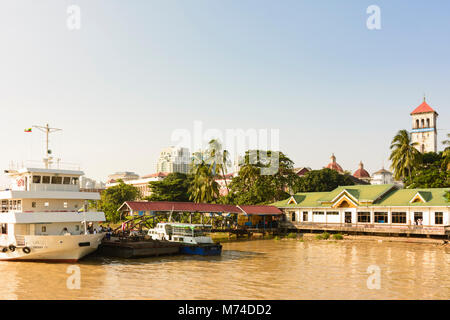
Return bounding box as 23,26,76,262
8,160,81,171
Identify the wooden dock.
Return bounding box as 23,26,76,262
98,238,181,259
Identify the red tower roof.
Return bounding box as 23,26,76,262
353,161,370,179
410,99,436,115
325,154,344,173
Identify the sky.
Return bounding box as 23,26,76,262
0,0,449,183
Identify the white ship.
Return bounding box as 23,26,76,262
0,124,105,262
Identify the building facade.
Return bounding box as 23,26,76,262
273,184,449,237
410,98,438,153
106,172,168,199
156,147,191,174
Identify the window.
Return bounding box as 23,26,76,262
75,225,80,231
0,224,7,234
303,211,308,222
426,118,430,127
392,212,407,224
63,202,68,209
32,202,36,208
71,177,79,185
32,176,41,183
421,119,424,127
42,176,50,184
63,177,71,185
327,211,339,215
374,212,388,223
44,202,49,207
313,211,324,215
51,176,62,184
357,212,371,223
414,212,423,223
17,200,21,211
74,204,78,209
291,212,296,222
415,119,419,128
435,212,443,225
41,226,47,233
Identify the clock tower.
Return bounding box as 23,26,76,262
410,97,438,153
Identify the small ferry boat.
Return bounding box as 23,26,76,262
147,223,222,256
0,124,106,262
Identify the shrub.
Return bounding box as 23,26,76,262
315,232,330,240
287,233,298,239
332,233,344,240
274,236,281,241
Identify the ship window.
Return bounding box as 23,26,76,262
71,177,79,185
51,176,62,184
63,202,68,208
63,177,71,184
42,176,50,184
1,224,7,234
75,225,80,231
32,176,41,183
44,202,49,207
42,226,47,233
32,202,36,208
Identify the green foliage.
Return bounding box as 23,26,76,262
145,172,192,202
332,233,344,240
287,232,298,239
404,151,450,188
294,168,355,193
315,232,330,240
189,161,219,203
389,129,420,180
99,180,140,223
227,150,298,205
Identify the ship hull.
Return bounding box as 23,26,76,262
180,243,222,256
0,234,105,262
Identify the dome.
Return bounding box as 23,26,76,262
326,153,344,173
353,161,370,179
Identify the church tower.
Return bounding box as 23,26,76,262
410,97,438,153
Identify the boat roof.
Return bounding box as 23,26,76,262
5,167,85,176
156,223,212,228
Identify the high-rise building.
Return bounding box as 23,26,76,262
410,97,438,153
156,147,191,174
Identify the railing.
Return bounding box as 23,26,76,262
8,160,81,171
27,184,79,192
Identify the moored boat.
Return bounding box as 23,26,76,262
148,223,222,256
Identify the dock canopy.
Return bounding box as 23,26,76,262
118,201,282,216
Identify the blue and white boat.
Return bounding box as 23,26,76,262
147,223,222,256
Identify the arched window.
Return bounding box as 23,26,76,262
426,118,430,127
416,119,419,128
421,119,424,128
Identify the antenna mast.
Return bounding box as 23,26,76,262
32,123,62,168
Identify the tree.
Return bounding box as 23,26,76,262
99,180,140,223
206,139,231,194
442,133,450,171
293,168,355,193
227,150,299,204
389,129,420,180
145,172,192,202
404,151,450,188
189,160,219,203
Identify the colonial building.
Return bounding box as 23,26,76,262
410,98,438,153
273,184,449,237
106,172,168,199
371,167,394,185
325,153,344,173
352,161,371,183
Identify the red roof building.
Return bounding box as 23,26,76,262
325,154,344,173
410,100,437,115
353,161,371,181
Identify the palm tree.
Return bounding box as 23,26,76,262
189,160,219,203
389,129,420,180
206,139,231,194
442,133,450,171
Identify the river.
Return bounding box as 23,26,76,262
0,239,449,299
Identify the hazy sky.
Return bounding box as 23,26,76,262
0,0,449,183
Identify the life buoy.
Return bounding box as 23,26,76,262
1,247,7,253
22,247,31,254
8,245,16,252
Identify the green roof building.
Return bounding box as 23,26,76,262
273,185,449,236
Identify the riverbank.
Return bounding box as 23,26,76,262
211,231,449,246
